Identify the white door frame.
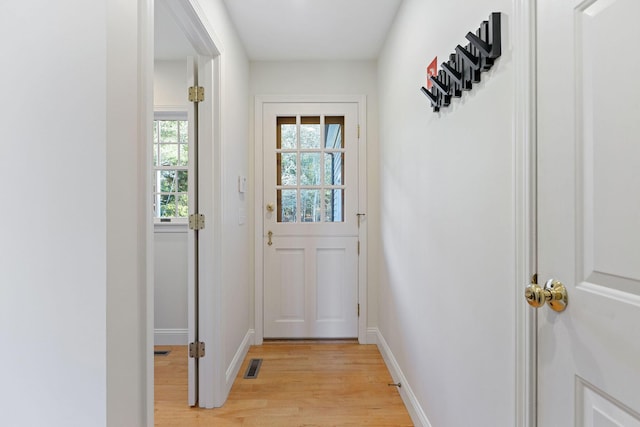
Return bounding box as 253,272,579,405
513,0,537,426
142,0,225,419
254,95,368,345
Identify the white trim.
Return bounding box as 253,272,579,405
154,328,188,345
145,0,225,414
253,95,368,344
139,0,154,424
198,53,225,408
512,1,537,426
160,0,223,56
154,222,188,233
373,328,432,427
253,96,265,345
154,109,188,119
225,329,255,390
356,96,368,344
366,327,379,345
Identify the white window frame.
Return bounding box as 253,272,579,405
153,111,189,225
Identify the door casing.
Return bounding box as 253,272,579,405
512,0,537,426
254,95,369,345
143,0,225,418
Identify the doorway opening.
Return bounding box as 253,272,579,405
151,0,222,413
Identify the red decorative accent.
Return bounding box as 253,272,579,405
426,57,438,89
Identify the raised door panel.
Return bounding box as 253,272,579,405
313,238,358,338
264,237,358,338
264,243,306,337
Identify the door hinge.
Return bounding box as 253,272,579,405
358,124,360,139
357,304,360,317
188,86,205,103
189,213,205,230
189,341,205,359
357,241,360,255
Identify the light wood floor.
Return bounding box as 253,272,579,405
155,341,413,426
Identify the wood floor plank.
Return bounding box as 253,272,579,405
154,342,413,426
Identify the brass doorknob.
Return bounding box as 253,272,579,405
266,203,274,213
524,277,568,312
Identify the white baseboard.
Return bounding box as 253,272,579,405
366,327,379,345
225,329,254,392
154,328,188,346
372,328,432,427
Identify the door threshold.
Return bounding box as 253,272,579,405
262,338,359,344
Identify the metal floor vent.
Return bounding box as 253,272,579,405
244,358,263,379
154,350,171,356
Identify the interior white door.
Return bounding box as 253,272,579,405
186,56,198,406
263,102,359,338
536,0,640,425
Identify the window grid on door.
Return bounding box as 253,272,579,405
276,115,345,223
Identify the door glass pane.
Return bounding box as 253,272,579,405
324,152,343,185
278,189,297,222
324,189,344,222
324,116,344,149
277,117,297,149
300,153,321,186
301,190,321,222
278,153,297,185
300,117,321,149
273,114,348,224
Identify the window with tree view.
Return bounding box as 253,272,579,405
276,116,345,223
153,119,188,220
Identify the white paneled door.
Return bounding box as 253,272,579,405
263,102,360,338
536,0,640,425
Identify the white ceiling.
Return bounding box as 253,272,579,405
155,0,403,61
221,0,403,61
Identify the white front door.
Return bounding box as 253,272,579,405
262,102,360,338
537,0,640,424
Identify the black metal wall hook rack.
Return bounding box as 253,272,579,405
421,12,502,113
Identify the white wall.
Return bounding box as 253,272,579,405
0,1,107,425
250,60,380,330
154,60,189,345
155,60,189,108
1,0,254,422
377,1,517,426
1,0,148,425
153,229,188,344
106,0,148,424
